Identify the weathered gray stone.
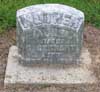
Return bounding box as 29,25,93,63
16,4,84,65
4,46,97,86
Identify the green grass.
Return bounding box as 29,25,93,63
0,0,100,31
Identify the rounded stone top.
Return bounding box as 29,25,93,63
17,4,84,18
17,4,84,31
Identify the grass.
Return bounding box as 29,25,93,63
0,0,100,31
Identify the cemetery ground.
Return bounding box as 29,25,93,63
0,25,100,91
0,0,100,91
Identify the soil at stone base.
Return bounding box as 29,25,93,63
0,25,100,92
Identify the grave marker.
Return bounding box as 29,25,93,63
16,4,84,65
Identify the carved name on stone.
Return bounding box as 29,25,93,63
16,4,84,65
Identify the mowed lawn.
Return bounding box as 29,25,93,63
0,0,100,32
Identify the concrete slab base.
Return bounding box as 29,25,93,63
4,46,97,89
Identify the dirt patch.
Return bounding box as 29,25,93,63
84,26,100,81
0,28,16,89
0,26,100,91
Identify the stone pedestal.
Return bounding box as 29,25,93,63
4,46,97,90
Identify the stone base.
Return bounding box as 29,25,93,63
4,46,97,89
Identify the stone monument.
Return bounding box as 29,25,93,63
4,4,97,90
17,4,84,65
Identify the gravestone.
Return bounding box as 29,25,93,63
4,4,97,90
16,4,84,65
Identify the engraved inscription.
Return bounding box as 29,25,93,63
17,4,84,64
19,12,82,31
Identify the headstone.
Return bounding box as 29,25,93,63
16,4,84,65
5,4,97,89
